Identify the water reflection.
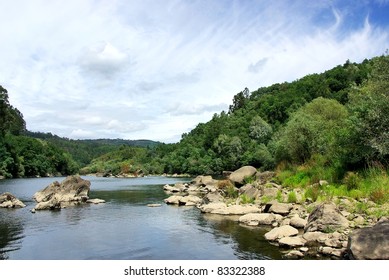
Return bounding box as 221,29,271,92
199,213,282,260
0,210,25,260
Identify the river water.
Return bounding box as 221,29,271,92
0,176,282,260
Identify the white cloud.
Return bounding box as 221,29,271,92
0,0,388,143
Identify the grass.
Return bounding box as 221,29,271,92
276,160,389,205
239,194,255,204
287,191,297,203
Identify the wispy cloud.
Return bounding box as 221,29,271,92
0,0,388,142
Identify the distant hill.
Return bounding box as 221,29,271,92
24,131,162,167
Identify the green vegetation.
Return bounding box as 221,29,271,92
1,53,388,207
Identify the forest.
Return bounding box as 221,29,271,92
1,55,388,204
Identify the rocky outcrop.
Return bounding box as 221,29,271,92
305,203,349,232
228,166,257,186
0,192,26,208
33,175,91,210
347,219,389,259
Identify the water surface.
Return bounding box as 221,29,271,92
0,176,282,260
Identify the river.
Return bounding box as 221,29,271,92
0,176,282,260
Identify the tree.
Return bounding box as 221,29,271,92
346,55,389,166
249,115,273,143
275,97,349,163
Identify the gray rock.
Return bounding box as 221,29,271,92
164,195,201,206
302,231,329,243
33,176,91,210
0,192,26,208
304,203,349,232
264,225,299,241
279,236,306,247
86,198,106,204
239,184,261,200
239,213,283,226
199,202,260,215
229,166,257,185
347,220,389,259
290,216,308,228
285,250,304,259
269,202,293,215
202,193,224,204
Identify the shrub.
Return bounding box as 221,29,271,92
343,171,360,191
304,185,321,202
224,184,239,199
287,191,297,203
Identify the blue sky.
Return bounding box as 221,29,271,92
0,0,388,142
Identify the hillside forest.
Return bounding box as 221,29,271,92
0,54,388,204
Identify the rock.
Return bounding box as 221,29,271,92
199,202,260,215
319,180,329,186
239,184,261,200
319,246,344,258
279,236,306,247
239,213,283,226
164,195,182,204
269,202,293,215
147,204,162,207
353,215,365,225
0,192,26,208
163,184,182,193
304,203,349,232
228,166,257,186
34,197,61,210
290,216,308,228
302,231,329,243
86,198,106,204
191,175,217,186
199,202,227,213
264,225,299,241
285,250,304,259
33,176,91,210
202,192,224,204
179,195,202,206
262,187,279,197
164,195,201,206
255,171,276,184
347,220,389,259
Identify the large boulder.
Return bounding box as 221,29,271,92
347,220,389,259
0,192,26,208
33,175,91,210
304,203,349,232
228,166,257,186
268,202,293,216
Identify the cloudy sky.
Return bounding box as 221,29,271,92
1,0,389,143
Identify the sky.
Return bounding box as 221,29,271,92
1,0,389,143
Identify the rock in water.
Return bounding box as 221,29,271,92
304,203,349,232
0,192,26,208
347,220,389,259
33,175,91,210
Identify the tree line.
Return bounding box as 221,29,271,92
1,54,388,186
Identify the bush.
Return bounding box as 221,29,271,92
287,191,297,203
343,171,360,191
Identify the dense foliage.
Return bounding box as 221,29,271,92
0,86,78,178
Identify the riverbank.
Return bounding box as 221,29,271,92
163,166,389,259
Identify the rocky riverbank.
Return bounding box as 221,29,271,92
163,166,389,259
